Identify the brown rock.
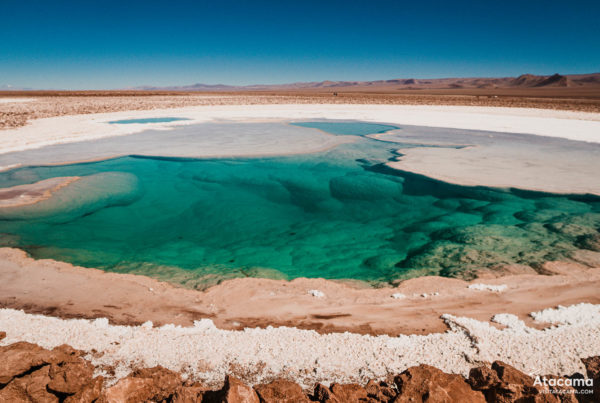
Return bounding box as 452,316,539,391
313,383,336,401
0,331,6,341
312,383,369,402
0,381,31,402
99,377,155,403
171,385,205,403
222,375,259,403
492,361,534,386
468,362,559,403
99,366,181,402
52,344,85,358
42,343,96,397
492,362,559,403
540,375,578,403
580,356,600,403
0,341,56,385
394,364,485,403
468,365,500,391
365,379,396,402
47,358,95,395
254,378,309,403
582,356,600,380
0,365,58,403
330,383,368,401
65,376,105,403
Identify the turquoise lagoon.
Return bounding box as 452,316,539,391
0,121,599,288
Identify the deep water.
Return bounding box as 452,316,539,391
0,121,599,288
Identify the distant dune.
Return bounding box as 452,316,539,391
131,73,600,92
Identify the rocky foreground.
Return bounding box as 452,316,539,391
0,332,598,403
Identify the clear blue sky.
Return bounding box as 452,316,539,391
1,0,599,89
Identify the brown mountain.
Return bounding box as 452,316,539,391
134,73,600,92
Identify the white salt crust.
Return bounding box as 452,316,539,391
0,98,35,104
468,283,508,292
308,289,325,298
1,304,599,388
530,303,600,326
2,105,599,157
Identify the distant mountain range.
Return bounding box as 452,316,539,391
132,73,600,92
3,73,598,92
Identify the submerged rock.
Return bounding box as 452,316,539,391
576,233,600,252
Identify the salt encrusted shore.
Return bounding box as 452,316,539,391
1,303,599,387
1,104,599,155
1,104,599,195
0,339,597,402
1,248,599,336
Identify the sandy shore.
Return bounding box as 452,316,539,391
1,248,599,336
0,176,79,208
1,247,599,386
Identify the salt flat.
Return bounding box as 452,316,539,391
1,104,600,156
2,104,599,196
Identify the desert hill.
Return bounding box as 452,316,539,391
133,73,600,92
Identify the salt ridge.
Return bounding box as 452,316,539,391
1,304,598,387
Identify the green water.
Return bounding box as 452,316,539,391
0,121,599,289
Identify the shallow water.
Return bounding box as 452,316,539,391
291,121,399,136
108,117,190,124
0,121,599,288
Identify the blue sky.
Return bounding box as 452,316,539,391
1,0,599,89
